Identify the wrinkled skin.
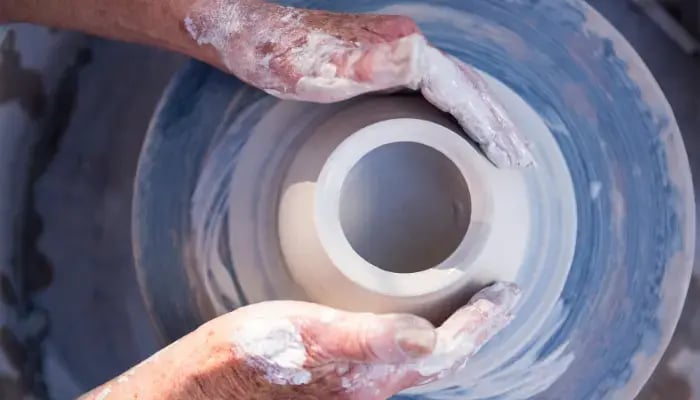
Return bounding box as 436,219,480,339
81,283,520,400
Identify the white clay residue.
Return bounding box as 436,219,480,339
232,319,312,385
95,387,111,400
291,34,420,103
184,1,247,49
185,1,306,90
419,46,533,168
277,32,376,102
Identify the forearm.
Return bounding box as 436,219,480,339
0,0,251,68
79,329,209,400
78,348,191,400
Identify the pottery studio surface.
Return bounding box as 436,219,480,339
0,0,697,399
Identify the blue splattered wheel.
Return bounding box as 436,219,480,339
133,1,694,398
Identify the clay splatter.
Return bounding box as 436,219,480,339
233,319,312,385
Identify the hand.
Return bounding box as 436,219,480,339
81,282,520,400
185,0,532,168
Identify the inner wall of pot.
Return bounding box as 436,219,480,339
339,142,471,273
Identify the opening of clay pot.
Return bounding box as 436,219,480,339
339,142,471,274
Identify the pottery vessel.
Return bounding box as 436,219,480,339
134,1,695,398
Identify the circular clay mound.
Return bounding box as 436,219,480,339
133,1,694,399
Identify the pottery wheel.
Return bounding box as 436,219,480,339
133,1,695,399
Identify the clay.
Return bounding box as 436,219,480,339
183,80,576,394
272,95,560,319
134,1,694,399
233,319,311,385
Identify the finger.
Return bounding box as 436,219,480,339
418,47,533,168
409,282,521,382
440,281,521,334
300,311,437,364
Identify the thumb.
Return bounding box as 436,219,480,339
302,311,437,364
400,282,521,385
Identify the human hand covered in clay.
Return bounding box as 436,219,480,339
185,0,533,168
80,282,520,400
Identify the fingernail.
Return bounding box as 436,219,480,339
395,328,436,358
